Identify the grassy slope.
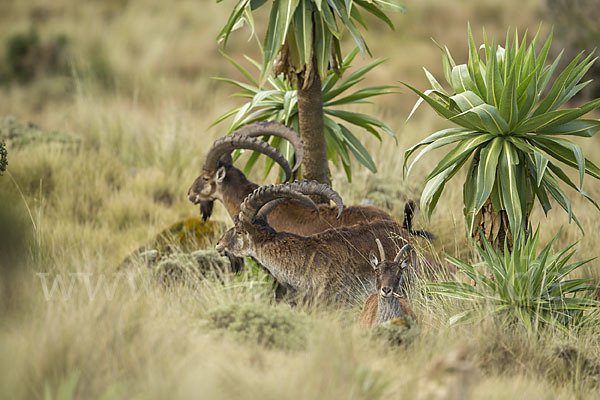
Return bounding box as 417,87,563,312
0,0,599,398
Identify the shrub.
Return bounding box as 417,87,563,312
117,218,230,275
371,316,419,346
0,140,6,175
206,303,307,351
0,116,80,149
428,228,600,332
3,28,69,83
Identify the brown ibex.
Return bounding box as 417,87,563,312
216,181,420,304
359,239,417,328
187,121,399,235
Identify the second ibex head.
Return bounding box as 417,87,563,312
216,180,344,258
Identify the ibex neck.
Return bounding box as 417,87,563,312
221,171,258,219
376,296,405,325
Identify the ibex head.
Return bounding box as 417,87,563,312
187,121,304,221
215,215,253,257
216,180,344,257
370,239,413,299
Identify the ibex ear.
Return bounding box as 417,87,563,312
400,259,409,270
400,249,414,271
369,252,379,269
216,166,227,183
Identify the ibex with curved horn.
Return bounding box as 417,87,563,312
187,121,399,235
216,181,418,304
359,240,417,328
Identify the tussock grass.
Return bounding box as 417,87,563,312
1,0,599,399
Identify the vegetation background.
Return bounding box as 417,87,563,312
0,0,599,399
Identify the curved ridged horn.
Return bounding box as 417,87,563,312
393,243,413,263
239,183,319,225
256,196,320,220
375,238,386,262
256,198,286,220
203,135,293,181
233,121,305,173
286,180,344,218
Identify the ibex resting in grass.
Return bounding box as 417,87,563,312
359,239,416,328
216,181,422,304
187,121,397,234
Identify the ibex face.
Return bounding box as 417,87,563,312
187,157,238,221
370,240,413,299
370,255,410,299
187,170,219,204
359,241,416,327
215,219,255,258
187,173,218,223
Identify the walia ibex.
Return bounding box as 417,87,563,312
216,181,419,304
187,121,396,235
359,239,416,328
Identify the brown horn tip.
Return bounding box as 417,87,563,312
289,180,344,218
393,243,413,263
375,238,386,262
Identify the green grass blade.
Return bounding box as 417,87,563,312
534,137,600,180
421,153,471,219
545,162,599,210
485,39,504,107
354,0,395,30
450,91,485,112
339,124,377,172
473,137,503,214
535,136,585,186
425,134,493,181
372,0,406,13
536,119,600,137
261,0,283,83
498,62,518,128
498,141,523,235
313,13,333,79
452,104,509,135
293,0,313,66
533,51,585,116
217,0,251,47
451,64,479,94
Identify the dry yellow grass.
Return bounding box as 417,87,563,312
1,0,599,399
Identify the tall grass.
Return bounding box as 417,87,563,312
0,0,599,399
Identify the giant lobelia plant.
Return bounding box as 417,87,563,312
403,26,600,248
217,0,405,187
212,48,396,182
